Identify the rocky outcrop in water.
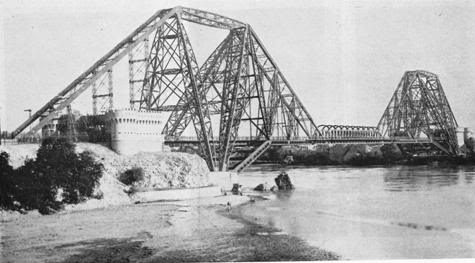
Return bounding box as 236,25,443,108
254,183,270,191
275,172,294,190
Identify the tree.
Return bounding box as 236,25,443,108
1,137,103,214
0,152,17,210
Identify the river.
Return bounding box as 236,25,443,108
234,164,475,260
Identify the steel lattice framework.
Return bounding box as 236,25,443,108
377,70,458,155
11,6,319,171
11,7,460,171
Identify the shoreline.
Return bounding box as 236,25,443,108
1,193,340,262
219,198,340,260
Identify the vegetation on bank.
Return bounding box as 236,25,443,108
260,143,475,166
118,167,144,186
264,146,335,165
261,144,400,165
0,137,103,214
118,167,144,195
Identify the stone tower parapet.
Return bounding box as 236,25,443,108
108,109,164,155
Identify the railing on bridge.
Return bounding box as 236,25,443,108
164,124,385,143
164,135,389,143
317,125,382,139
164,134,439,144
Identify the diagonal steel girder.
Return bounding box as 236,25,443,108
137,13,217,170
12,6,323,172
248,28,320,138
161,25,322,170
163,27,251,170
12,8,179,138
139,17,184,111
217,26,249,170
175,15,217,170
11,6,246,138
163,26,321,139
162,31,232,138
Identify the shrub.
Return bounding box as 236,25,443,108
381,144,404,163
14,158,62,213
119,167,144,185
265,146,334,165
1,137,103,214
346,154,383,166
61,151,103,204
0,152,17,210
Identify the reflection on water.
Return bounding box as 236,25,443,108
383,166,469,191
467,173,475,184
273,190,294,201
237,165,475,259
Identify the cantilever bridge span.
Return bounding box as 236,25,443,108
11,7,459,172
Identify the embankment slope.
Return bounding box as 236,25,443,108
0,143,210,212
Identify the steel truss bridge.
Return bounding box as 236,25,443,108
11,7,459,172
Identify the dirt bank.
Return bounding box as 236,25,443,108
0,143,210,213
0,195,339,262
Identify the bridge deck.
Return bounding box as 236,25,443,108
164,136,433,145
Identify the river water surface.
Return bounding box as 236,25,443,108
235,165,475,259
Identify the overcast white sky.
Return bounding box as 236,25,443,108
1,0,474,132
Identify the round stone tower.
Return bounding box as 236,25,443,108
108,109,164,155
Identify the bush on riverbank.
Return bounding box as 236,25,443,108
119,167,144,185
1,142,211,212
264,146,334,165
0,138,103,214
380,144,404,164
346,154,384,166
262,144,411,166
0,152,17,211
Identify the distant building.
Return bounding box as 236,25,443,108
108,109,164,155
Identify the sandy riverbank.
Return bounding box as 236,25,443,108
1,194,339,262
0,143,339,261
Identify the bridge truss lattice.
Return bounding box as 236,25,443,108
12,6,319,171
377,70,458,155
11,8,461,171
